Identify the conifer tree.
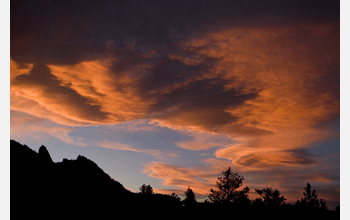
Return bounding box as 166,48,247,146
208,167,250,204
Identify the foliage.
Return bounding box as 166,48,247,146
252,198,264,206
208,167,250,204
254,187,286,206
296,183,318,207
319,199,327,210
139,184,154,195
170,192,181,201
296,183,327,210
184,187,197,204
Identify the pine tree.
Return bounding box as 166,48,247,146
296,183,319,207
184,187,197,205
208,167,250,204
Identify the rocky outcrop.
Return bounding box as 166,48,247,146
38,145,53,164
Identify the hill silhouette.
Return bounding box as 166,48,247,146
10,140,180,220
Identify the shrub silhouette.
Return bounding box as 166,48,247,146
208,167,250,204
319,198,327,210
170,192,181,201
254,187,286,206
139,184,154,195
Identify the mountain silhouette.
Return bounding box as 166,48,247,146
10,140,180,220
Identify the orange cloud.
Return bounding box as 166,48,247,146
10,59,33,81
47,59,155,122
158,24,338,130
10,111,85,146
143,162,219,196
11,24,339,171
10,58,154,126
151,24,339,169
98,139,181,161
213,127,338,170
174,130,235,151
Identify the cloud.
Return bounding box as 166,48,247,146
10,110,85,146
11,22,339,170
214,128,338,170
10,93,87,126
147,26,338,172
143,161,218,196
175,130,236,151
11,58,154,125
98,139,181,161
109,120,162,133
11,62,108,124
47,59,154,123
10,59,32,81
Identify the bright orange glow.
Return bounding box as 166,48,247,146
151,25,339,170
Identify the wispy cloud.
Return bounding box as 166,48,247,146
143,161,218,196
10,111,86,146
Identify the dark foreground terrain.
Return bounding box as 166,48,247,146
10,140,339,220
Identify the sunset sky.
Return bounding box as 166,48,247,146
10,0,341,209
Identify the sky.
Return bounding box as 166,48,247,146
10,0,341,209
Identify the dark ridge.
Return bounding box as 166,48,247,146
10,140,181,220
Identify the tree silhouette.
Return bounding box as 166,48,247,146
139,184,154,195
170,192,181,201
208,167,250,204
183,187,197,205
254,187,286,206
296,183,320,207
319,199,327,210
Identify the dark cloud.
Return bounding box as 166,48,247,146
235,149,315,167
146,77,258,128
281,149,316,165
11,0,102,64
11,0,339,65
